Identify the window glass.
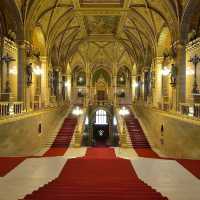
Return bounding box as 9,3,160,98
95,109,107,125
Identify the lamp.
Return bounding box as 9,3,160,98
119,106,130,116
72,106,83,116
162,66,170,76
133,82,139,88
33,65,42,75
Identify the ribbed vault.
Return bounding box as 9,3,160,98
10,0,199,72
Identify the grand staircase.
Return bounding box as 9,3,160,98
23,148,167,200
44,116,77,156
124,113,159,158
125,114,150,148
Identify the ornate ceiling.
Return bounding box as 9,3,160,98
7,0,200,71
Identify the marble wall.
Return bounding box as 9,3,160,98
0,105,69,156
133,105,200,159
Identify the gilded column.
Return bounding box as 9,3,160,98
174,41,186,109
17,41,26,105
152,57,163,108
40,56,49,107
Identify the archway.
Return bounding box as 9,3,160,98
92,109,109,146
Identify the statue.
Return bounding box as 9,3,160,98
48,71,54,95
26,63,33,86
188,29,197,42
170,64,177,86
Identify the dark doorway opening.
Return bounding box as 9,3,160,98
93,125,109,147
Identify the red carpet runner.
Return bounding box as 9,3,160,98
44,116,77,156
0,157,25,177
23,148,167,200
125,114,159,158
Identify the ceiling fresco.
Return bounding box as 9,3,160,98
85,16,120,35
80,0,123,4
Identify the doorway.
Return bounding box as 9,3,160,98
93,125,109,146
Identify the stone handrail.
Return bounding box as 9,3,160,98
115,107,129,148
0,101,24,118
73,108,87,147
180,103,200,118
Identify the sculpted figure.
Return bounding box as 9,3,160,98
170,64,177,84
26,63,33,86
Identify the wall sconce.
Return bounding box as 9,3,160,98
33,65,42,75
186,68,195,76
9,66,17,75
162,66,170,76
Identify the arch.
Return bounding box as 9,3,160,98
32,25,46,56
90,106,112,124
157,26,172,57
92,68,111,86
0,0,23,40
181,0,200,42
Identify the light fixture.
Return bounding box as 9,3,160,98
186,68,195,76
133,82,139,88
72,106,83,116
78,77,83,83
33,65,42,75
9,66,17,75
119,106,130,116
85,116,89,125
162,66,170,76
65,81,70,87
120,77,124,82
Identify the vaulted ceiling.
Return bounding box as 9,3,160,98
8,0,200,71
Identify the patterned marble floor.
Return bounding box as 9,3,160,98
0,148,200,200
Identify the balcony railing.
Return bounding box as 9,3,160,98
180,103,200,118
0,102,24,118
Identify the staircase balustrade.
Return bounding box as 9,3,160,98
115,107,129,148
180,103,200,118
0,101,24,118
73,108,87,147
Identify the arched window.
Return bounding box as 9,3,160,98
95,109,107,125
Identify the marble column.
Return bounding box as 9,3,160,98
17,41,26,106
85,64,90,106
40,56,49,107
131,74,136,102
152,57,163,108
174,41,186,109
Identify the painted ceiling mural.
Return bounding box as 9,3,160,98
85,16,120,35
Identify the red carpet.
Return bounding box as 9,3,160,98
177,159,200,179
0,157,25,177
23,148,167,200
125,114,160,158
136,148,160,158
85,148,116,159
44,116,77,156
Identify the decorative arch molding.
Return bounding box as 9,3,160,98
181,0,200,42
157,26,172,57
0,0,23,40
92,67,112,86
32,25,46,56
